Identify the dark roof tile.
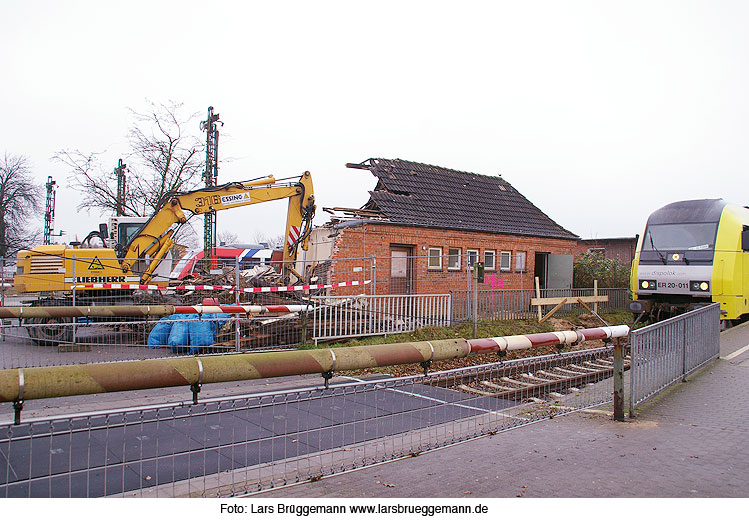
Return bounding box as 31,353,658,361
355,158,578,240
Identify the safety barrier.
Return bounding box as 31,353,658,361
628,303,720,415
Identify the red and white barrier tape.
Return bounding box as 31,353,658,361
74,280,371,293
173,304,311,314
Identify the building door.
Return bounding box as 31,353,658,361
390,245,413,294
547,254,573,289
534,252,549,289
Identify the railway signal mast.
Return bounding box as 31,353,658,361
43,176,57,245
114,159,127,216
200,106,222,270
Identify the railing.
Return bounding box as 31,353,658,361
0,344,618,497
312,294,451,343
628,303,720,415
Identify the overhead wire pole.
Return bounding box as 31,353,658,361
200,106,222,271
43,176,57,245
114,159,127,217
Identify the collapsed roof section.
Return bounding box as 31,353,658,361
333,158,578,240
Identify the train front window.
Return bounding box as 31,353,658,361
643,222,718,251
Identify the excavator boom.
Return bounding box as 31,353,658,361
122,171,315,282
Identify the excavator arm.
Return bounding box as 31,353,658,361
121,171,315,283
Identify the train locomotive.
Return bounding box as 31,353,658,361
629,199,749,326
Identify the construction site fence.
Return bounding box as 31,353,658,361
0,344,620,497
628,303,720,415
312,294,451,344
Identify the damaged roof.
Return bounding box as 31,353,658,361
345,158,578,240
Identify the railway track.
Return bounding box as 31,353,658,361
426,348,630,401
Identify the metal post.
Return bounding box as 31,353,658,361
372,255,377,295
613,337,624,421
1,256,4,307
72,255,77,345
1,256,4,342
235,256,241,353
472,266,478,339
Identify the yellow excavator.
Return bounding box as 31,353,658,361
14,171,316,296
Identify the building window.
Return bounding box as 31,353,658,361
467,249,479,267
515,251,526,270
428,247,442,269
484,250,495,270
448,248,461,270
500,251,512,271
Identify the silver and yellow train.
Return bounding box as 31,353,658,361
629,199,749,325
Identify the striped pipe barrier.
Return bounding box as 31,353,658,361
0,304,312,319
72,279,371,293
0,325,629,405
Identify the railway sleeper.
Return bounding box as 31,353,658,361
479,380,515,392
500,376,537,388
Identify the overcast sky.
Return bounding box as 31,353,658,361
2,0,747,247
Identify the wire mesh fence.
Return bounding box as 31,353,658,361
0,344,619,497
312,294,452,343
628,303,720,415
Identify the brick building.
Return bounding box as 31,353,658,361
574,237,637,265
307,158,579,294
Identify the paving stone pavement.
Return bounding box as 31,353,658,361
259,326,749,498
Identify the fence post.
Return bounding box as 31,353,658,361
235,256,241,353
472,265,478,338
613,337,624,421
593,279,598,314
72,255,77,345
1,256,4,307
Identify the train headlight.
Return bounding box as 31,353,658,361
640,280,657,290
689,281,710,292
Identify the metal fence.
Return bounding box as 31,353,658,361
0,344,619,497
451,287,629,321
312,294,451,343
628,303,720,415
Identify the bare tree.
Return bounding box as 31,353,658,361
54,100,204,218
253,231,284,249
218,230,240,246
0,154,42,257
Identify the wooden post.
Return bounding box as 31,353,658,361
535,276,542,321
593,279,598,314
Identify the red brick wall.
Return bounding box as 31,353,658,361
574,238,636,265
327,223,578,294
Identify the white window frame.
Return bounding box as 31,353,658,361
448,248,461,270
515,251,526,271
484,250,495,270
466,249,479,267
428,247,442,269
500,250,512,271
